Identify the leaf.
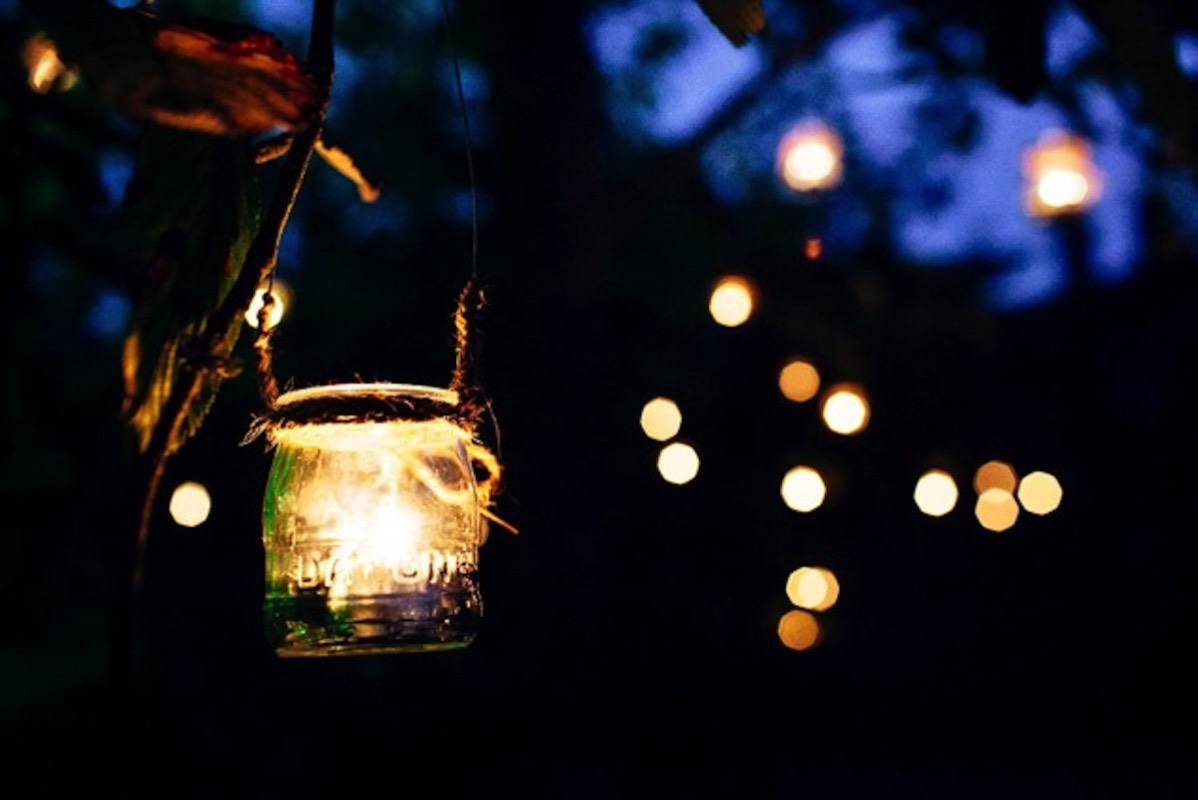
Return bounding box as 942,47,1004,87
120,130,261,453
25,0,318,137
696,0,767,47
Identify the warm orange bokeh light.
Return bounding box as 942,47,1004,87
640,396,682,441
914,469,959,517
975,488,1019,532
778,358,821,403
23,35,77,94
1022,131,1103,218
974,460,1018,494
777,609,822,651
786,566,840,612
708,275,756,327
820,383,870,435
245,281,292,330
776,119,844,192
781,465,827,513
1017,470,1063,515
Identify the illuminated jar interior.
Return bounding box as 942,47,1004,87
262,383,482,656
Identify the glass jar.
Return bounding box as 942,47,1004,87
261,383,483,656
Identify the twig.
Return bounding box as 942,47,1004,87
316,138,381,202
257,133,382,203
121,0,337,682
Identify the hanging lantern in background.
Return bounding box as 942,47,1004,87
258,382,495,657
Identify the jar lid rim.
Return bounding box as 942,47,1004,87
275,382,459,408
266,382,463,429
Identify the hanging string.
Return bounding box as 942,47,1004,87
441,0,478,282
438,1,514,536
441,0,486,429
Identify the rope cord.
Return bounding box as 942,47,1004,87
441,0,479,282
253,292,279,407
441,0,487,430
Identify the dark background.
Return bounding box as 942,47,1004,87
2,0,1196,795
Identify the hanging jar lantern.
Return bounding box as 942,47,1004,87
258,381,491,656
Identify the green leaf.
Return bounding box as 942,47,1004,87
120,130,261,454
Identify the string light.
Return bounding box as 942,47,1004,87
1022,131,1102,218
169,481,212,528
776,119,844,193
914,469,959,517
820,383,870,435
781,465,826,512
786,566,840,611
975,487,1019,532
657,442,700,485
778,358,820,403
974,460,1018,494
1017,470,1063,515
777,609,821,651
708,275,756,327
246,281,292,329
640,397,682,441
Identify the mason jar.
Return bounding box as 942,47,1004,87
261,383,483,656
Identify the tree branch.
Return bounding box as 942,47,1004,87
120,0,337,683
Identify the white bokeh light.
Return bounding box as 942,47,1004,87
658,442,700,484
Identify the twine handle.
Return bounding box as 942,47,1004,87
450,278,486,430
254,291,280,408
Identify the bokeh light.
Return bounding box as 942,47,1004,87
23,35,77,94
781,465,826,512
974,460,1018,494
658,442,700,485
777,609,822,651
914,469,959,517
1022,130,1103,218
778,358,821,403
1017,470,1063,515
975,488,1019,532
776,119,844,192
708,275,756,327
820,383,870,435
245,281,292,330
169,481,212,528
786,566,840,611
640,396,682,441
804,237,823,261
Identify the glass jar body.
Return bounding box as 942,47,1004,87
262,389,482,656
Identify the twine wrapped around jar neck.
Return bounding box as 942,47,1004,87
244,381,512,535
246,383,459,444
